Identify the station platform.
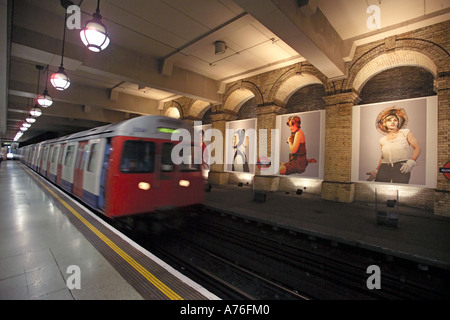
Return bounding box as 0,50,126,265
0,160,218,300
204,183,450,270
2,159,449,301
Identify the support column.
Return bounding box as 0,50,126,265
207,112,237,185
321,91,360,203
253,105,286,191
434,74,450,217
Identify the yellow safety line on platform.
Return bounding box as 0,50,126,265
24,166,183,300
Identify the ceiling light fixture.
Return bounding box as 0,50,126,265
25,98,37,123
80,0,110,52
214,40,227,55
25,116,36,123
51,8,71,90
37,65,53,107
30,105,42,117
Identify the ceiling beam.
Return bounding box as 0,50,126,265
234,0,346,79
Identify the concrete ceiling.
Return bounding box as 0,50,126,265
1,0,449,143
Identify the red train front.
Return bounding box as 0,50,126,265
17,116,205,219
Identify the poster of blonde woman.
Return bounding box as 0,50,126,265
353,96,438,187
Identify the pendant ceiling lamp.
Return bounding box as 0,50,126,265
51,10,70,90
37,65,53,107
30,105,42,117
80,0,110,52
31,66,44,118
25,99,37,123
25,116,36,123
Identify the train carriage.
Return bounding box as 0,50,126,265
18,116,205,219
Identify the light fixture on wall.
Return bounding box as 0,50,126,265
214,41,227,55
37,65,53,107
51,9,71,90
80,0,110,52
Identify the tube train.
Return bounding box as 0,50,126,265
16,116,205,219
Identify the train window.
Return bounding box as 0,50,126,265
58,145,65,164
75,144,84,169
87,143,98,172
161,143,174,172
120,141,155,173
51,146,59,164
64,145,75,167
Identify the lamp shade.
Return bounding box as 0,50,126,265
37,89,53,107
30,105,42,117
26,116,36,123
80,18,110,52
51,66,70,90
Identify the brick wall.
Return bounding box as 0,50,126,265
184,21,450,214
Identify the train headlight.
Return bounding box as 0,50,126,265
179,180,190,187
138,182,151,190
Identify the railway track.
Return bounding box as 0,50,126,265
119,205,450,300
141,228,310,300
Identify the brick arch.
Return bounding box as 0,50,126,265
352,50,437,93
223,88,255,114
164,100,183,119
187,99,211,119
273,73,323,107
223,80,264,114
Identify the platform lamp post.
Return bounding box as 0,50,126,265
51,9,70,91
80,0,110,52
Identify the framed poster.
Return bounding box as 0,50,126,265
275,110,325,178
225,119,257,174
352,96,437,187
194,123,211,177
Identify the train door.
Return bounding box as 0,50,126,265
105,137,157,217
61,142,76,192
49,145,60,182
98,138,111,210
56,143,66,186
40,146,49,176
73,141,88,198
82,138,107,209
46,145,53,179
158,142,177,208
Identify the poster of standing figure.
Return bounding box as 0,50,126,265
353,96,437,187
232,128,250,172
276,111,324,178
225,119,256,173
194,123,212,177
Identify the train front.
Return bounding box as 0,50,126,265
104,116,206,219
